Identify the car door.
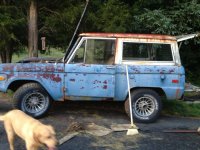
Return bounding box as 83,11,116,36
64,37,116,100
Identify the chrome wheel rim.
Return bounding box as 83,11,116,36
134,95,156,117
22,92,48,114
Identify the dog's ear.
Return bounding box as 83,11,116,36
47,125,56,135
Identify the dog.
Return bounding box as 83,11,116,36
0,109,57,150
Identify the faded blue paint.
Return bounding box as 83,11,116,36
65,64,115,98
0,63,65,101
0,62,185,101
115,65,185,100
64,63,184,101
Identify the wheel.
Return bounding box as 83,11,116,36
13,83,51,118
124,89,162,123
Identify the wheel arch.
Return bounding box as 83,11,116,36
7,80,54,100
129,87,166,100
8,80,37,92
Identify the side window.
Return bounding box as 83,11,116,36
70,39,115,64
85,39,115,64
70,40,86,63
123,42,173,61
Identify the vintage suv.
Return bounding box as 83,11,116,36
0,33,198,123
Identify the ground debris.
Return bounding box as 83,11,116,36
84,123,113,136
66,122,84,133
59,122,138,145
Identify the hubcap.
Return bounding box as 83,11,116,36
23,92,47,114
134,95,156,117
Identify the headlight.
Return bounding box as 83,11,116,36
0,74,7,81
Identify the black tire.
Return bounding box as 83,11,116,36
13,83,51,118
124,89,162,123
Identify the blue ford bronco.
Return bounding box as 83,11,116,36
0,33,198,123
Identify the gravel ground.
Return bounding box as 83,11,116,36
0,97,200,150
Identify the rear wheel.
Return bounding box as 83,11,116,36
13,83,51,118
124,89,162,123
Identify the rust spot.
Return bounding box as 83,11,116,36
38,74,61,82
169,69,175,73
79,33,177,41
176,89,180,99
7,73,14,78
79,64,91,67
45,66,55,72
103,85,107,89
70,79,75,82
145,68,152,72
57,66,64,72
3,65,15,72
93,80,101,84
103,80,107,84
131,67,140,73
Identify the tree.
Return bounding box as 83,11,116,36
90,0,131,32
130,0,200,84
39,0,85,49
0,1,26,63
28,0,38,57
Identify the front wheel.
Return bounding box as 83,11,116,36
13,83,51,118
124,89,162,123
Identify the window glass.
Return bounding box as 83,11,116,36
123,42,173,61
70,40,86,63
71,39,115,64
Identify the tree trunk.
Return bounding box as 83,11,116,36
0,44,12,63
28,0,38,57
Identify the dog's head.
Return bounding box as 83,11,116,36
34,125,57,150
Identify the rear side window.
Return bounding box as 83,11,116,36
123,42,173,61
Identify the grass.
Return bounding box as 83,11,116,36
12,48,65,63
162,100,200,118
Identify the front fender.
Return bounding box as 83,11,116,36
0,72,64,101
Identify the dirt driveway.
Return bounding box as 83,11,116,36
0,96,200,150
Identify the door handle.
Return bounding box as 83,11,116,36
160,74,166,80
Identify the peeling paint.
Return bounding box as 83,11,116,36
103,80,107,84
37,74,62,82
70,79,76,82
103,85,108,89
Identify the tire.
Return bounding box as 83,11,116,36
124,89,162,123
13,83,51,118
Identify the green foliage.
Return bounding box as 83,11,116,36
39,1,84,49
0,3,26,62
133,9,176,34
132,0,200,35
162,100,200,117
93,0,131,32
